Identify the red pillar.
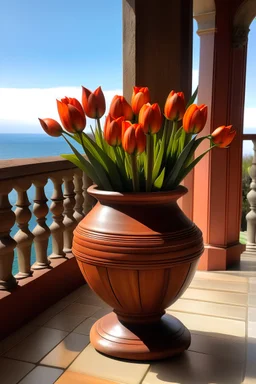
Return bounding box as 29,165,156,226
193,0,247,270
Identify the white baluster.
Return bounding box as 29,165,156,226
0,185,17,290
49,175,65,259
14,180,34,278
244,140,256,255
63,172,76,253
74,170,84,223
32,178,51,269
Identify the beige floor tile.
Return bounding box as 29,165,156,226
19,366,63,384
0,323,39,355
189,332,246,362
73,317,98,335
45,312,88,332
248,307,256,322
67,344,150,384
40,333,89,368
190,278,248,293
170,298,247,320
93,307,112,319
62,303,100,316
248,293,256,307
249,281,256,292
29,300,71,326
5,327,68,363
248,322,256,338
167,311,245,337
195,271,248,282
0,357,34,384
143,350,244,384
60,284,89,304
182,287,248,306
56,371,120,384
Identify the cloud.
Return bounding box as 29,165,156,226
0,87,122,133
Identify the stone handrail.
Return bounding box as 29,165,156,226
0,156,94,290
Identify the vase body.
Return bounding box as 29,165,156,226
72,185,204,360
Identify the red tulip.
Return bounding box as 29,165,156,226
109,95,133,120
183,104,207,134
139,103,162,134
164,91,185,121
104,116,124,146
57,97,86,133
82,86,106,118
211,125,236,148
38,118,63,137
131,86,150,114
122,123,146,154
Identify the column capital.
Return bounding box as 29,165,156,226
233,26,250,48
193,11,216,36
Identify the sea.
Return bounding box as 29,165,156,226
0,133,82,275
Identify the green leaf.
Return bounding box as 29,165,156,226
79,133,123,191
163,136,205,190
174,147,212,186
62,135,113,191
153,167,165,190
61,153,102,188
186,86,198,109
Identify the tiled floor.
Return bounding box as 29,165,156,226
1,256,256,384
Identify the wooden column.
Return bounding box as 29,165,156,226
123,0,194,218
193,1,246,270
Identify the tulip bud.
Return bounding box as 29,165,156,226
139,103,162,134
164,91,185,121
39,118,63,137
57,97,86,133
109,95,133,120
135,124,146,154
183,104,207,134
82,86,106,118
104,116,124,146
122,125,137,154
131,87,150,115
211,125,236,148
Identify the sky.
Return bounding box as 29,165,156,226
0,0,255,153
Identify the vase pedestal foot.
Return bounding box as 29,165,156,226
90,312,191,361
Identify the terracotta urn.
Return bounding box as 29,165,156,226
72,185,204,361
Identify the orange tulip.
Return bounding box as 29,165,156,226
57,97,86,133
139,103,162,134
122,123,146,154
104,116,124,146
109,95,133,120
38,118,63,137
131,86,150,114
183,104,207,134
135,124,146,154
164,91,185,121
82,86,106,118
211,125,236,148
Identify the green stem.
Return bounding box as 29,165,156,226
62,131,74,140
78,132,87,154
170,120,178,153
130,154,139,192
96,117,105,149
146,134,154,192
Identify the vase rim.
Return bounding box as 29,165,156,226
87,185,188,204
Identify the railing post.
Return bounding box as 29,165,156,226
14,180,34,278
63,171,76,253
74,170,84,223
49,174,65,259
0,185,17,290
32,177,51,269
244,140,256,255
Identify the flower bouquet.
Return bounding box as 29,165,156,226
39,86,236,193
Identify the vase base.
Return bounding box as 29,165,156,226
90,312,191,361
